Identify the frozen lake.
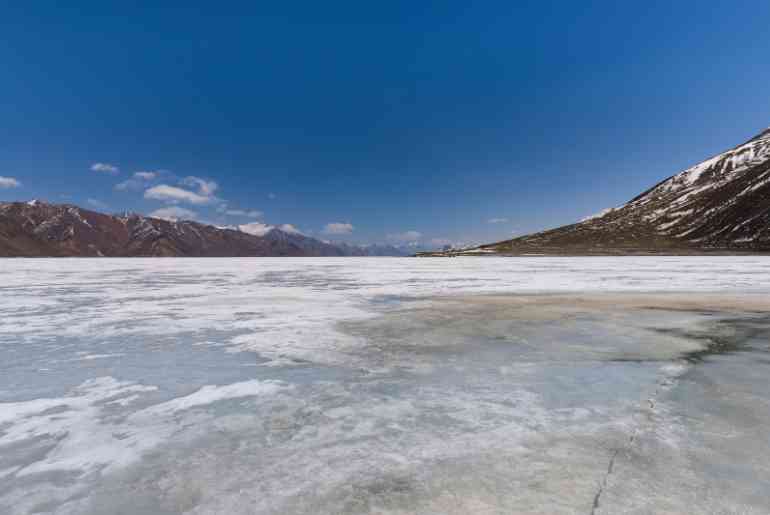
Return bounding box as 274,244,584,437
2,257,770,514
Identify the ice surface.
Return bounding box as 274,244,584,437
1,257,770,514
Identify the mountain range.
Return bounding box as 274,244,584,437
4,126,770,257
423,126,770,255
0,201,407,257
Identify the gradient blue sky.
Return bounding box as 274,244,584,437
2,1,770,247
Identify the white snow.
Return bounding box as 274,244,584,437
580,206,620,222
610,129,770,239
454,247,496,254
238,221,274,236
0,375,286,481
647,128,770,201
140,379,286,415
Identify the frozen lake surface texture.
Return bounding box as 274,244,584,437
2,256,770,515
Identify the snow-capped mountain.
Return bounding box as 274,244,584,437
426,126,770,255
0,201,402,257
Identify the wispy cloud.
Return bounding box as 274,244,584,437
0,176,21,189
134,171,157,180
268,193,277,199
227,209,262,217
216,203,262,218
149,206,197,221
323,222,354,235
181,176,218,196
487,217,508,224
86,198,109,210
115,170,167,191
90,163,119,175
142,176,221,205
144,185,214,205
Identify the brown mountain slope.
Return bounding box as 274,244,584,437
428,126,770,256
0,201,348,257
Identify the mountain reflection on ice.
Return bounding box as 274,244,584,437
1,258,769,515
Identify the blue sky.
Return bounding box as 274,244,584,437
2,2,770,247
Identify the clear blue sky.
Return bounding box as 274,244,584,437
2,1,769,247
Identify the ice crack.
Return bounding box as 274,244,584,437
588,372,669,515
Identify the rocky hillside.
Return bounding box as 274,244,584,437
425,126,770,256
0,201,402,257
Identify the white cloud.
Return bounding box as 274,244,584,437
116,171,161,192
142,177,220,205
487,217,509,224
238,222,274,237
181,176,218,196
216,202,261,218
221,207,262,218
0,176,21,189
387,230,422,243
278,224,303,235
323,222,354,235
268,193,276,199
86,198,109,210
144,185,214,205
149,206,197,221
90,163,119,175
